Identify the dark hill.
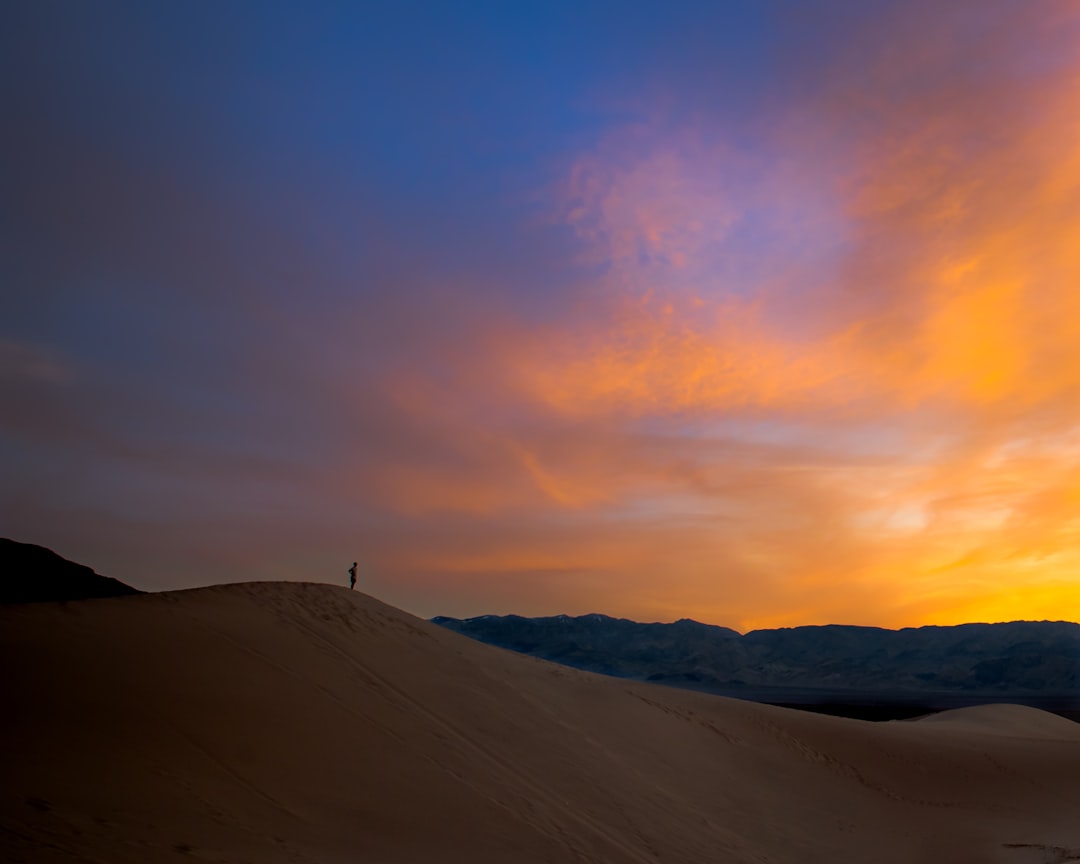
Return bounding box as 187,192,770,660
0,538,141,604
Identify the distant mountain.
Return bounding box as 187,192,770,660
432,613,1080,695
0,539,141,604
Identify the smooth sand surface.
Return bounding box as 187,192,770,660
3,583,1079,863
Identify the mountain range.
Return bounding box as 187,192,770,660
432,612,1080,709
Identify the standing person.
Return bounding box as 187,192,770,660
348,562,358,590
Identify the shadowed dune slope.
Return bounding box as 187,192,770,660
3,583,1079,864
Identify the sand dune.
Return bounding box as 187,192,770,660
3,583,1079,863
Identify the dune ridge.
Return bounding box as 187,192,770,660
3,582,1079,863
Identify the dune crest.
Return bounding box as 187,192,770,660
914,703,1080,739
3,581,1079,863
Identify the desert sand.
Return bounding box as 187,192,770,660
3,582,1079,863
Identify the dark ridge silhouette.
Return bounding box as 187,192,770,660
0,539,141,604
432,612,1080,721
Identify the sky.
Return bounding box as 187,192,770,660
3,0,1080,631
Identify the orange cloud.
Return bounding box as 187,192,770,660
389,2,1080,628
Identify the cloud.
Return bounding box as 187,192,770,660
4,0,1080,629
425,0,1080,627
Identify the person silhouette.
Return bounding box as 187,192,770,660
348,562,358,590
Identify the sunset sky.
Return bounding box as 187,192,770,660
4,1,1080,630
